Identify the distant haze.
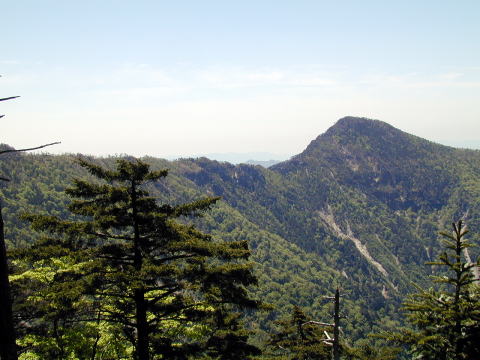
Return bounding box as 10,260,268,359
436,140,480,150
2,1,480,158
168,152,291,164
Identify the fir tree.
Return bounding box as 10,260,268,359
18,158,260,360
383,220,480,359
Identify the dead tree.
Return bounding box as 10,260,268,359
302,288,341,360
0,92,59,360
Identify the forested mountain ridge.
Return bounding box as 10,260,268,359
1,116,480,347
277,116,462,211
177,117,480,289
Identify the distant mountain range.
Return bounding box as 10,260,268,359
2,116,480,344
167,152,290,166
436,139,480,149
244,159,281,167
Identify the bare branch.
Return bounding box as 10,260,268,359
0,141,59,180
302,320,334,327
0,142,61,155
0,96,20,102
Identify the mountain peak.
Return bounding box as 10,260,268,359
333,116,382,126
324,116,398,138
272,116,458,211
296,116,409,159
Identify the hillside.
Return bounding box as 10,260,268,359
2,117,480,346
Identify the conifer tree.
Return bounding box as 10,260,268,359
19,158,260,360
383,220,480,359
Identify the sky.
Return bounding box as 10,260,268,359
2,0,480,160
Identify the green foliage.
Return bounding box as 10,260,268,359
13,158,261,359
382,221,480,359
202,310,262,359
342,339,400,360
10,256,133,359
267,306,331,360
3,117,480,354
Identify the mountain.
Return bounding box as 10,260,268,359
276,117,459,210
2,116,480,345
245,159,281,167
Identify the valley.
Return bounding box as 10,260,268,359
2,116,480,354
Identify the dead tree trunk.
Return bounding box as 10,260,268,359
0,203,18,360
0,90,59,359
332,288,340,360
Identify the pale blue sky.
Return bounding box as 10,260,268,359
2,1,480,158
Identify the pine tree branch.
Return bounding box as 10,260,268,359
154,253,196,263
147,302,207,325
146,288,179,306
96,255,134,263
97,314,135,328
94,291,134,299
89,231,134,241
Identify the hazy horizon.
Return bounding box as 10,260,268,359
4,118,480,166
3,1,479,158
